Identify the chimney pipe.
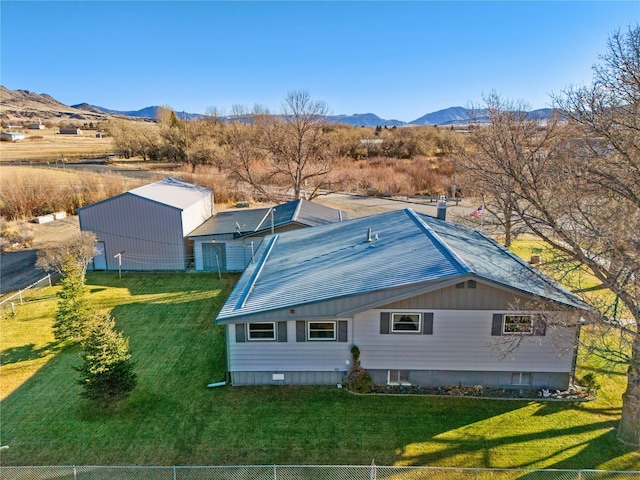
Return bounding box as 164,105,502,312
436,195,447,221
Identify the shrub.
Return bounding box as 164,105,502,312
580,372,600,395
342,345,373,393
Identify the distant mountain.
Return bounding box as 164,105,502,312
327,113,405,127
410,107,472,126
2,85,555,126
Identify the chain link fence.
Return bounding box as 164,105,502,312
1,465,638,480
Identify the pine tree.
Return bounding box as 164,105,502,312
54,255,94,344
76,313,137,408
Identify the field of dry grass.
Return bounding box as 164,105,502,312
0,128,113,162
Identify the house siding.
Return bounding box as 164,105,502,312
194,237,263,271
226,322,351,375
225,303,578,389
354,309,576,374
379,282,531,310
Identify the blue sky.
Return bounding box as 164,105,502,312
1,1,638,122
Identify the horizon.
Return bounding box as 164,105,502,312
1,1,638,122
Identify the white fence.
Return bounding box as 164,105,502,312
0,274,52,317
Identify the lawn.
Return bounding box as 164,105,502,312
0,272,638,469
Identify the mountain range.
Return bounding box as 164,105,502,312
0,86,553,127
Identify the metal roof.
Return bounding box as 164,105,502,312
217,208,587,322
188,208,271,237
129,177,212,210
188,199,346,238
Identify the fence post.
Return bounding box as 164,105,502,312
273,464,277,480
48,273,52,287
19,290,23,305
173,465,177,480
577,469,581,480
73,465,77,480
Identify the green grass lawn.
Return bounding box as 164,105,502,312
1,272,638,469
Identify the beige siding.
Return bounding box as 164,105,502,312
379,282,532,310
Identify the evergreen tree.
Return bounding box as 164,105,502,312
54,255,94,343
76,313,137,408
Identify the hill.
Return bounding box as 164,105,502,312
0,86,110,123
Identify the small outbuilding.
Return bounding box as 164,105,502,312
59,127,82,135
79,178,214,271
1,131,26,141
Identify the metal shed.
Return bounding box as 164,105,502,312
79,177,214,271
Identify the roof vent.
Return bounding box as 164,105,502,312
366,227,373,242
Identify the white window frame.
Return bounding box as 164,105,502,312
503,315,534,335
511,372,532,386
247,322,276,341
307,321,336,341
391,313,422,333
387,370,411,386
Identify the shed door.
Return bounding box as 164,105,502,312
203,243,226,272
93,242,107,270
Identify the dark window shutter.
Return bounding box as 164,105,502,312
380,312,390,334
338,320,348,342
235,323,246,343
422,313,434,335
277,321,288,342
491,314,504,336
296,321,306,342
533,315,547,336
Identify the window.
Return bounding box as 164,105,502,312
392,313,421,332
467,280,477,289
511,372,532,386
388,370,411,386
308,321,336,341
247,322,276,340
503,315,533,335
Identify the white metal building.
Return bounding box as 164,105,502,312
79,178,214,271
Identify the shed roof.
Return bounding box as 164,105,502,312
128,177,212,210
217,208,587,322
188,199,346,238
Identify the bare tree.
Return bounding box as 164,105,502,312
476,26,639,446
217,104,273,199
261,91,336,199
459,92,562,246
36,232,98,280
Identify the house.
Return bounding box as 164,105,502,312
215,208,588,390
188,199,347,272
79,178,213,271
1,131,26,141
59,127,82,135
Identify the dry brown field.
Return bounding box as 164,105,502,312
0,128,113,162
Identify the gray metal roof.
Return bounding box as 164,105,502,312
188,208,271,237
129,177,212,210
217,208,587,322
188,199,346,238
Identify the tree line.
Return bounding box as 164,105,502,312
106,91,464,200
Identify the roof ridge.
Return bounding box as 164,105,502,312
405,208,473,274
290,199,303,222
254,207,274,232
235,235,279,309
